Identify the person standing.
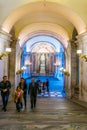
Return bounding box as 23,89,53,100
28,77,39,111
0,76,11,111
46,79,49,93
19,78,27,109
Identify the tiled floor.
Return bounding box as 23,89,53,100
0,76,87,130
38,91,65,98
26,76,65,98
0,97,87,130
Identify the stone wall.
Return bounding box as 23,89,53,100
77,33,87,102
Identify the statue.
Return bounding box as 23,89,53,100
40,53,46,74
40,54,45,64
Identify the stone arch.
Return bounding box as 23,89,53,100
1,1,85,98
18,23,69,48
1,1,86,35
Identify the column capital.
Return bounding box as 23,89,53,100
69,39,78,49
76,32,87,42
0,30,12,53
0,30,12,44
76,32,87,54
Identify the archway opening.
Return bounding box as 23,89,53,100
21,35,66,97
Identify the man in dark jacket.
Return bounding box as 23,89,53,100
19,77,27,109
28,77,39,111
0,76,11,111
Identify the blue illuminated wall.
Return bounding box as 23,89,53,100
21,36,65,80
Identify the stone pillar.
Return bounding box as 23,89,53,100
48,54,51,73
54,52,59,79
31,53,34,74
46,53,49,74
15,40,21,88
0,30,11,81
30,53,32,73
28,53,31,76
25,52,31,78
31,53,36,75
65,42,71,98
54,54,56,73
70,40,78,98
77,32,87,102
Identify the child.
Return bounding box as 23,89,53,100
14,86,23,112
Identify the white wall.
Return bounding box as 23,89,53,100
0,60,4,81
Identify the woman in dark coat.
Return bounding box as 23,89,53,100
19,78,27,109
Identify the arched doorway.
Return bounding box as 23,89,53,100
20,35,65,97
2,1,85,99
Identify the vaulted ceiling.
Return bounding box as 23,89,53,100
0,0,87,48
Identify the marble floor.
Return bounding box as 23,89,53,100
26,76,65,97
0,97,87,130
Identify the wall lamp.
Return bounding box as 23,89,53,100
16,66,26,75
77,50,87,62
0,47,11,60
25,60,32,66
60,67,70,76
54,61,61,67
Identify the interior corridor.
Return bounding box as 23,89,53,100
0,1,87,130
0,97,87,130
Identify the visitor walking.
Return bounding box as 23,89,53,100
19,77,27,109
28,77,39,111
0,76,11,112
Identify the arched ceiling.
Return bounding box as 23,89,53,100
31,42,55,53
24,35,63,53
2,2,86,34
0,1,87,48
18,23,69,48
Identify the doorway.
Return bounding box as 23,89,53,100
21,35,65,97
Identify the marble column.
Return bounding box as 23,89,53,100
31,53,36,74
30,53,32,73
15,40,22,87
25,52,31,77
70,40,78,98
54,53,58,78
77,32,87,102
46,53,49,74
54,52,60,79
49,53,53,74
65,42,71,98
54,54,56,73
